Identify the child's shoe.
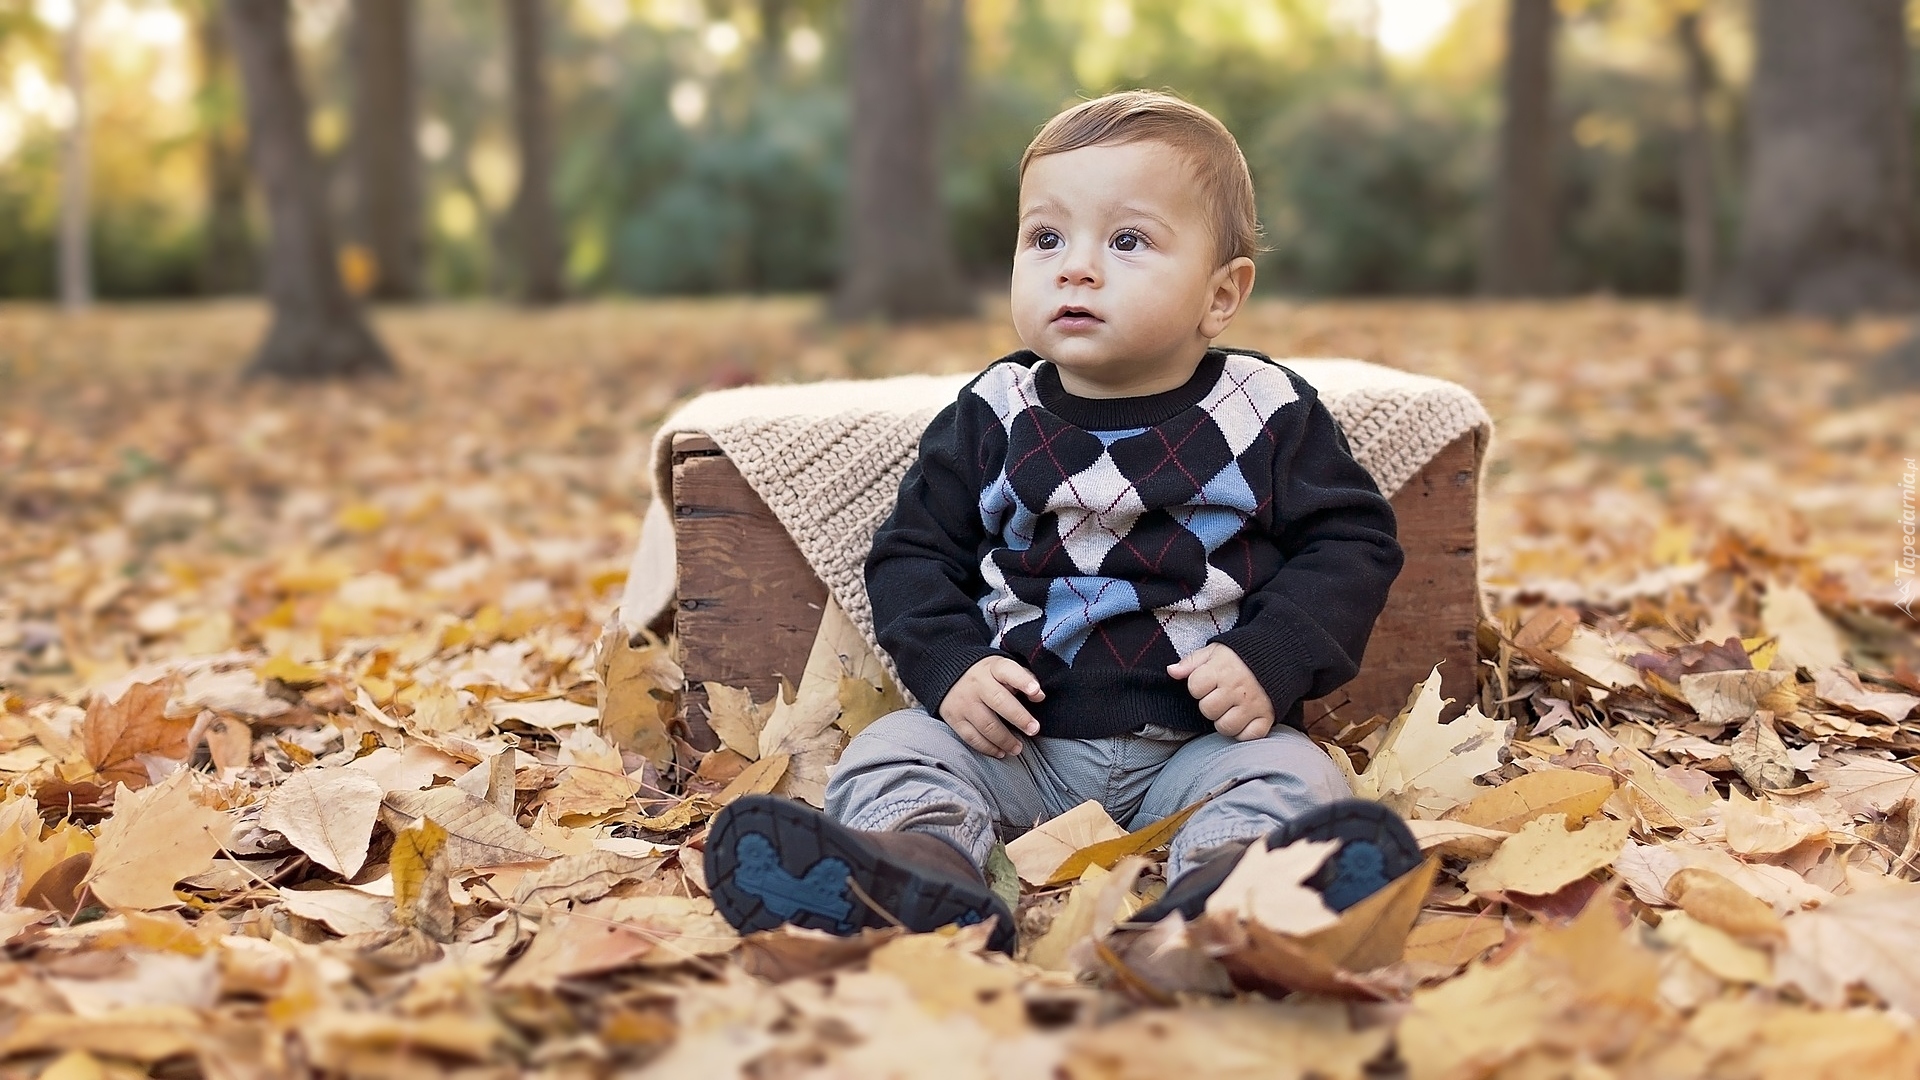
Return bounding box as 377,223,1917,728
705,794,1017,954
1133,799,1422,924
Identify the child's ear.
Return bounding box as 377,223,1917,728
1200,256,1256,339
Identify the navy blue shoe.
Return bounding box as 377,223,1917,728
705,795,1018,954
1133,799,1422,924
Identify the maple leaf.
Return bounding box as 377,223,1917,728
79,681,194,790
82,771,227,910
1343,665,1512,818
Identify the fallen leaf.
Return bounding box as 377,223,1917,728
837,673,906,738
486,697,599,730
1761,580,1846,672
80,682,192,789
597,629,678,765
1810,755,1920,816
260,767,384,878
868,931,1027,1037
512,850,664,908
1405,819,1511,860
1730,711,1798,792
1046,799,1206,886
714,752,788,805
1665,867,1785,941
1722,789,1827,856
1064,998,1389,1080
1464,813,1630,897
82,771,227,910
1654,911,1772,985
1814,666,1920,722
543,729,641,819
380,787,556,870
1402,914,1507,969
702,682,766,761
278,886,395,936
391,816,454,942
1204,839,1341,935
1349,665,1512,818
1005,800,1127,886
1678,667,1796,728
1445,769,1615,834
497,895,737,987
1551,627,1643,690
1777,880,1920,1015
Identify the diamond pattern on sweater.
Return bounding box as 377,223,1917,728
969,355,1300,675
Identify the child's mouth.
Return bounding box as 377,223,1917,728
1052,306,1101,330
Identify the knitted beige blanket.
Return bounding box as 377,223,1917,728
618,359,1494,684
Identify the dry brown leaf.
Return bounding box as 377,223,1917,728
1398,892,1661,1080
1345,665,1511,818
714,752,789,805
1402,914,1507,969
702,682,766,761
391,816,454,942
544,729,641,819
1730,710,1798,792
278,885,395,936
0,1006,204,1062
1405,819,1511,860
498,895,737,987
512,850,664,908
1722,789,1828,856
80,681,193,789
1046,799,1206,886
1064,999,1388,1080
1814,666,1920,722
1810,754,1920,816
1777,880,1920,1016
1464,813,1630,897
1204,839,1341,935
380,787,556,870
259,766,384,878
867,931,1028,1037
597,629,679,765
82,770,226,910
837,673,906,738
1005,800,1127,886
1666,867,1785,941
1445,769,1615,834
1678,668,1795,728
1761,581,1847,673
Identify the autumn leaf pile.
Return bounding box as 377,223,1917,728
1,298,1918,1078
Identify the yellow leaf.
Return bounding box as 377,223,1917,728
1005,800,1127,885
1445,769,1615,834
1046,798,1207,886
391,816,454,942
380,787,556,870
256,653,325,688
334,502,387,534
1352,665,1513,818
259,766,384,877
1464,813,1630,897
715,752,789,805
82,771,226,910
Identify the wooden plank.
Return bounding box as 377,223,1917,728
1302,433,1483,737
672,445,827,750
673,431,1484,746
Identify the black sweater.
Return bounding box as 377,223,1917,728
864,346,1405,739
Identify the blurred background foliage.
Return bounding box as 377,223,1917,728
0,0,1864,301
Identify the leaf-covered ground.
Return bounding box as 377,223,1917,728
1,298,1918,1078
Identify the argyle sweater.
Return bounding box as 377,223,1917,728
865,346,1406,739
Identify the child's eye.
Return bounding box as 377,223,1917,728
1112,230,1148,252
1028,228,1062,251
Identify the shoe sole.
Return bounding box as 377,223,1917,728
705,795,1017,953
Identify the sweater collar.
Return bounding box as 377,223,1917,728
1031,347,1235,430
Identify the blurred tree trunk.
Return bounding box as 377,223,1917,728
58,0,91,311
834,0,974,322
350,0,422,301
224,0,394,379
1726,0,1917,316
1479,0,1558,296
195,0,254,295
1675,12,1718,305
503,0,564,305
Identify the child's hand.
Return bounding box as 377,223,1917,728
1168,644,1275,741
939,657,1045,758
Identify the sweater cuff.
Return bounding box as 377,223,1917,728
906,645,1019,718
1210,621,1318,723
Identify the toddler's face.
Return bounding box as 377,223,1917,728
1011,140,1253,397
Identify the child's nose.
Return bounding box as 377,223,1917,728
1057,249,1100,287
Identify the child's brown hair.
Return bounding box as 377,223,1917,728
1020,89,1263,267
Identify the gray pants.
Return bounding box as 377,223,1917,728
823,708,1352,881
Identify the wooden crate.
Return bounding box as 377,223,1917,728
671,430,1485,748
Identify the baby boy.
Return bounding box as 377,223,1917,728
705,90,1419,952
